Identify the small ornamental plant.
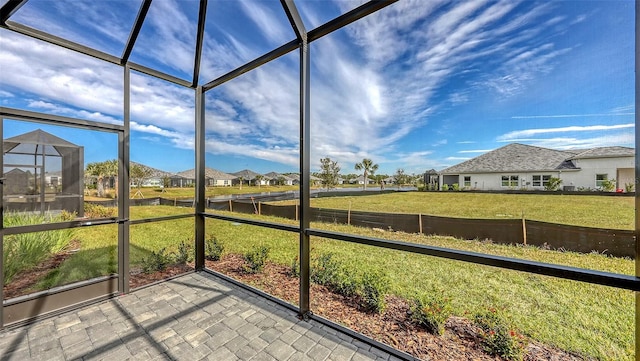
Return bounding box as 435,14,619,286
141,248,172,274
410,294,452,335
473,308,526,361
290,256,300,278
243,245,270,274
174,240,192,265
205,236,224,261
359,270,389,313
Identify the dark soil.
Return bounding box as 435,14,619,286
3,238,194,298
206,254,586,361
129,264,194,289
3,240,81,299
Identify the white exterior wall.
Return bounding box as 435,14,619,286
563,156,633,190
446,173,566,190
441,156,633,191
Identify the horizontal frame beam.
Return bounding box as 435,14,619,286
3,21,121,65
202,40,300,91
1,107,124,133
306,228,640,292
3,218,118,236
201,212,300,233
130,213,194,225
128,61,193,88
307,0,399,42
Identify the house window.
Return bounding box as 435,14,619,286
501,175,518,187
463,176,471,187
532,175,551,187
596,174,608,188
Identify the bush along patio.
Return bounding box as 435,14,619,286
206,246,591,361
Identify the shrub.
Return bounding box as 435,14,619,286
544,177,562,191
3,212,76,285
173,240,192,265
359,270,389,313
290,256,300,278
451,183,460,191
205,236,224,261
243,245,270,273
141,248,172,274
84,203,116,218
625,182,635,193
410,294,452,335
311,253,389,313
441,184,449,191
474,308,526,361
311,253,348,290
600,178,616,192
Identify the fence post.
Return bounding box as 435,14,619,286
229,199,233,212
522,211,527,245
348,201,351,225
295,204,299,221
259,202,262,215
419,213,423,234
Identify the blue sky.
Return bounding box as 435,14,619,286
0,0,634,176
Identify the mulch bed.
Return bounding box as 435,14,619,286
206,254,586,361
3,240,81,299
4,250,585,360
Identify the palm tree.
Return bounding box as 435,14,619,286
354,158,378,190
254,175,264,188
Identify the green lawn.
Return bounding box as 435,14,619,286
6,197,635,360
204,212,633,361
273,192,634,230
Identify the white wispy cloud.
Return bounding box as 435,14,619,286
511,113,634,119
498,124,634,141
516,132,634,149
458,149,494,154
446,156,472,161
0,0,618,175
239,1,293,45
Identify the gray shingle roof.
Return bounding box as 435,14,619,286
231,169,262,180
570,146,634,159
131,161,177,178
176,168,236,180
440,143,579,174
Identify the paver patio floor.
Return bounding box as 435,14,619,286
0,272,403,361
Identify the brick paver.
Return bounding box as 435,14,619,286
0,272,404,360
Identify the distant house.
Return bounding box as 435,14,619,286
131,162,183,187
353,175,374,185
231,169,264,186
5,168,31,194
439,143,634,191
264,172,295,186
176,167,236,187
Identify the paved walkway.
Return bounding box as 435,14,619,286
0,272,403,361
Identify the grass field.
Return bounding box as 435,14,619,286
203,212,633,361
86,185,304,200
272,191,634,230
5,191,636,360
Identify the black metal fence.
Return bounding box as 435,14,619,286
207,199,635,259
85,197,635,258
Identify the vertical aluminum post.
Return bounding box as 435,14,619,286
635,2,640,360
118,65,131,294
195,86,206,270
0,115,4,327
299,40,311,318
